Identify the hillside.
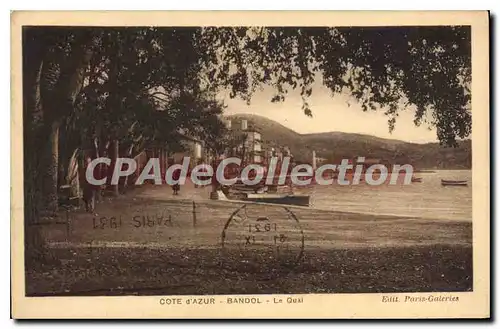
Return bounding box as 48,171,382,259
226,114,472,169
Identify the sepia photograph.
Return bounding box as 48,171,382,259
11,11,490,319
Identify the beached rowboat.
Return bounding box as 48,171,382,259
441,179,468,186
245,193,311,207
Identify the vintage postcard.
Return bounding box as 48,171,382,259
11,11,490,319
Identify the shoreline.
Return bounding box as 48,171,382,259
136,195,471,224
128,180,472,223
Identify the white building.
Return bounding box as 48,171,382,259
246,131,262,163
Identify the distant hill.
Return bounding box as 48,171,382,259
226,114,472,169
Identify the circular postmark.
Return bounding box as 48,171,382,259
221,204,304,268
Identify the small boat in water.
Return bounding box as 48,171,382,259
245,193,311,207
441,179,468,186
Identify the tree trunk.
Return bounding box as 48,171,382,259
42,120,61,214
66,148,81,199
211,157,219,193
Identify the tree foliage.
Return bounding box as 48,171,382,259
26,25,472,153
199,26,471,147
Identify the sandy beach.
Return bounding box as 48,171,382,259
26,183,472,296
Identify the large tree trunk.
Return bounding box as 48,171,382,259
42,121,61,214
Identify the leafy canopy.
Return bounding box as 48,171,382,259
26,26,472,149
199,26,471,147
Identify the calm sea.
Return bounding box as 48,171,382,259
298,170,472,221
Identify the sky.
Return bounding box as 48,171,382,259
222,85,438,144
